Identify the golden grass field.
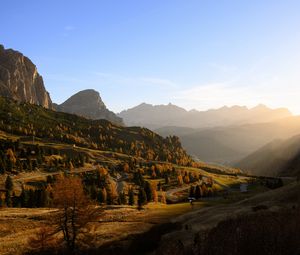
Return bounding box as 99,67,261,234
0,202,207,255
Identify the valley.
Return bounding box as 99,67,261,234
0,37,299,255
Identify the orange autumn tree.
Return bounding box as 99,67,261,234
51,176,97,252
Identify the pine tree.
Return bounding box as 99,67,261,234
118,192,127,205
40,188,49,207
144,182,152,202
189,186,195,198
128,188,135,206
20,187,29,207
137,187,147,209
5,175,13,191
195,185,201,199
28,189,35,208
5,191,12,207
90,184,98,200
12,192,20,207
97,188,107,204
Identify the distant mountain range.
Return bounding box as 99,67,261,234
155,116,300,166
54,89,123,125
119,103,292,129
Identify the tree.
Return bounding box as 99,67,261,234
160,191,167,204
189,186,195,198
5,191,12,207
118,191,127,205
27,226,57,253
51,176,97,252
128,188,135,206
5,175,13,191
137,187,147,209
144,182,153,202
20,187,29,207
164,174,170,184
98,188,107,204
195,185,201,199
153,188,158,203
90,184,98,200
106,181,118,205
177,175,183,186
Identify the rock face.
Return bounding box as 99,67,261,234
55,89,123,125
0,44,52,108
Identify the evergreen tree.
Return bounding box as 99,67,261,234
5,176,13,191
5,191,12,207
20,187,29,207
118,192,127,205
128,188,135,206
97,188,107,204
164,174,170,184
40,188,49,207
144,182,152,202
195,185,201,199
12,192,20,207
27,189,35,208
137,187,147,209
189,186,195,198
90,184,98,200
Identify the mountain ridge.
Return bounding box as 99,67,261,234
155,116,300,165
119,102,292,129
235,134,300,177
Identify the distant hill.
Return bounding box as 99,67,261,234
119,103,291,129
0,45,53,109
0,96,191,165
156,117,300,165
235,134,300,177
54,89,123,125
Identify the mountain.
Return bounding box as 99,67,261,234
156,117,300,165
119,103,292,129
0,45,52,109
119,103,187,129
235,134,300,177
55,89,123,125
0,96,191,165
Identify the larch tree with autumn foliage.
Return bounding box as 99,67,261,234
51,176,98,252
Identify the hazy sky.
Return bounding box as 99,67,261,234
1,0,300,114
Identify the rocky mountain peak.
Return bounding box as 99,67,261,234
55,89,123,125
0,45,53,109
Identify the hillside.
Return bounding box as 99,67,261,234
119,103,291,129
0,96,191,166
55,89,123,125
0,45,52,109
156,117,300,165
235,134,300,177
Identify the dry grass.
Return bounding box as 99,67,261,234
0,202,205,255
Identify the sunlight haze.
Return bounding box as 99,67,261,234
1,0,300,114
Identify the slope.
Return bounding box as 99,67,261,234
235,134,300,177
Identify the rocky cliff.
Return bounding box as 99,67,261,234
0,44,52,108
55,89,123,125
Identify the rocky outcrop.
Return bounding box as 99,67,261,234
55,89,123,125
0,44,52,109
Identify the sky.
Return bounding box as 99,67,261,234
1,0,300,114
